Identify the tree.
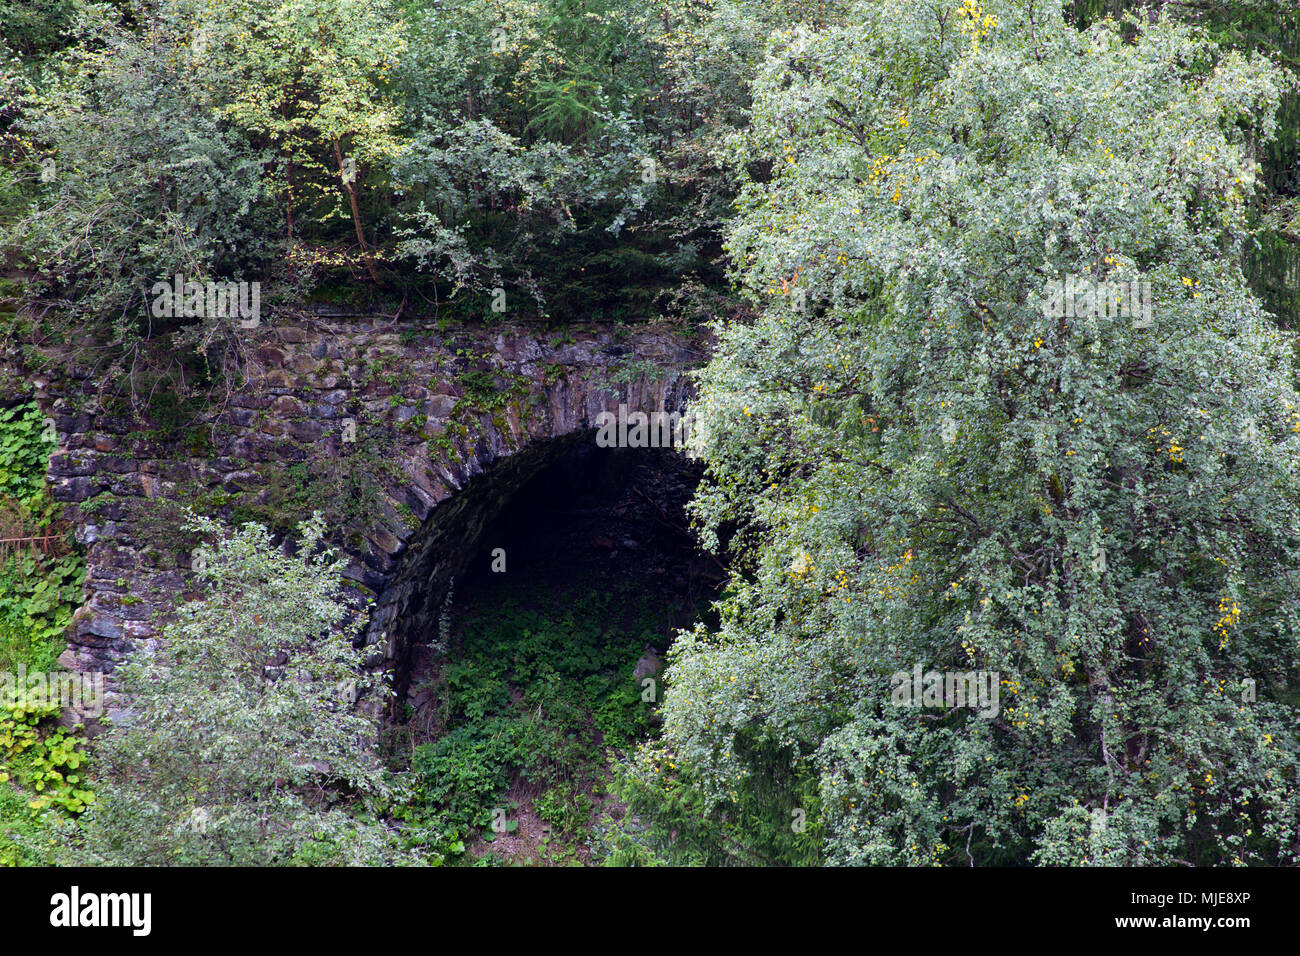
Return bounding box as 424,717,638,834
67,513,415,865
0,0,77,59
191,0,409,286
4,0,741,331
6,3,274,349
1065,1,1300,330
389,0,666,309
645,0,1300,865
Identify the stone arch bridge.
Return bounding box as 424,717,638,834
32,319,705,717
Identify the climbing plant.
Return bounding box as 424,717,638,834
0,402,83,675
0,401,89,866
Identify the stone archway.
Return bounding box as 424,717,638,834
35,318,704,710
369,429,717,718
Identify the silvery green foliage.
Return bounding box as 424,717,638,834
390,0,658,299
665,0,1300,865
8,0,405,348
391,117,631,298
72,513,416,866
8,3,276,340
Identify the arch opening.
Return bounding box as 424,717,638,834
370,435,725,861
371,434,725,722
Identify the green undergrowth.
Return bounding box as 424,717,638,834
0,402,85,673
393,574,692,865
0,401,90,865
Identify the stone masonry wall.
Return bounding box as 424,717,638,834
29,317,703,717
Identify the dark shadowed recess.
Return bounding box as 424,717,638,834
378,436,726,721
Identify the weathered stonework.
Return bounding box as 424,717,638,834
30,317,704,715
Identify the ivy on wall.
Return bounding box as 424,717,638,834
0,401,91,866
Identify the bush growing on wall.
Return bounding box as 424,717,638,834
65,513,417,866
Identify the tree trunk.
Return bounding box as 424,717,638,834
334,139,383,286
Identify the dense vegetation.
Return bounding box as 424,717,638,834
645,0,1300,866
2,0,1299,867
0,399,87,864
1,0,747,351
397,574,698,865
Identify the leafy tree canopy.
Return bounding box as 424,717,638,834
640,0,1300,866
